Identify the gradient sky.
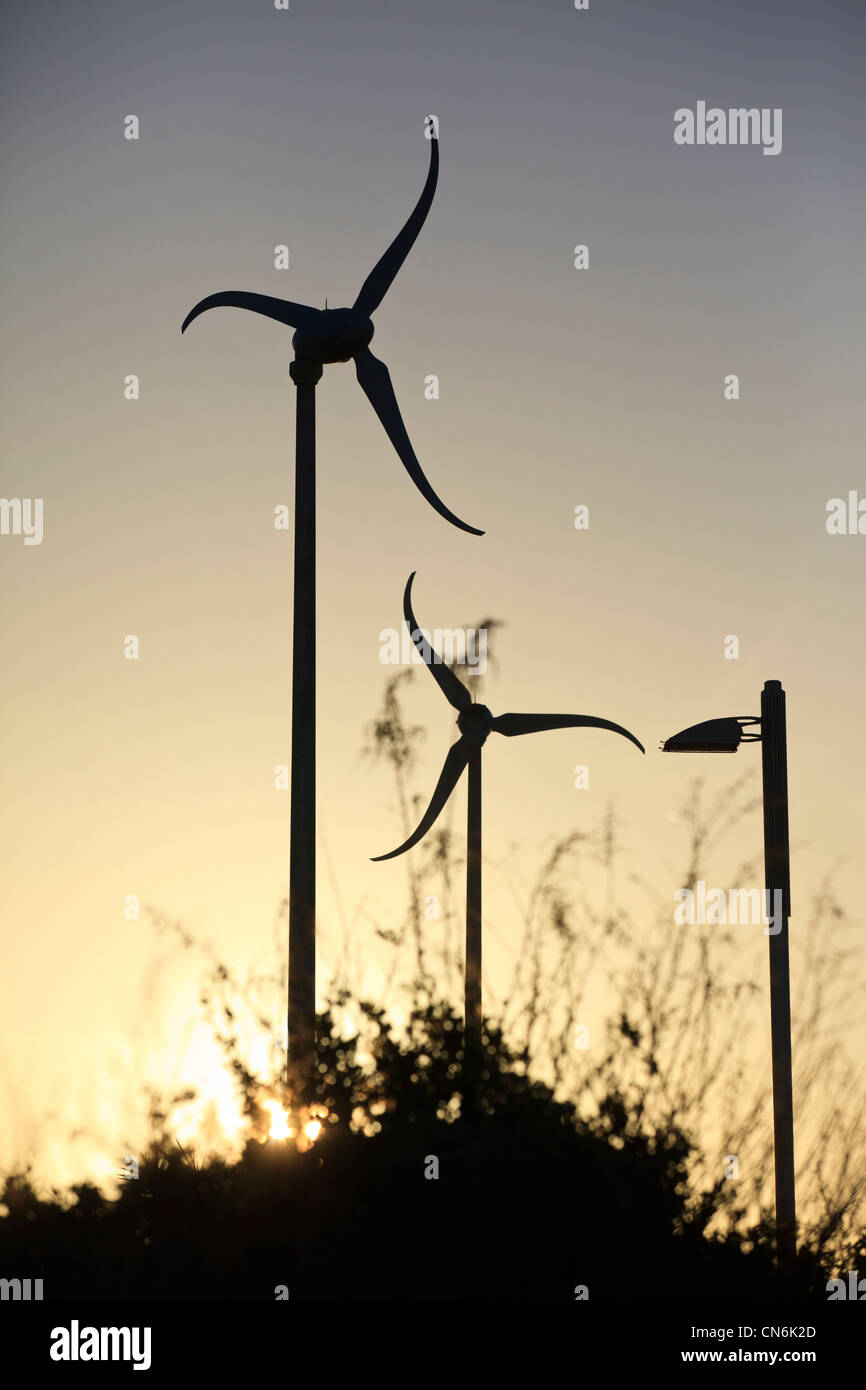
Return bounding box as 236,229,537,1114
1,0,863,1187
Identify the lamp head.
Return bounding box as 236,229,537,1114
661,716,760,754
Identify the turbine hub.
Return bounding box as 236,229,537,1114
457,703,493,747
292,307,374,364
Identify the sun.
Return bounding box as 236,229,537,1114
263,1099,293,1141
260,1098,327,1149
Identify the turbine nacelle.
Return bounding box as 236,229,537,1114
457,703,493,746
292,307,374,364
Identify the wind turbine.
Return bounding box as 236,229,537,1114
181,122,483,1097
373,573,644,1088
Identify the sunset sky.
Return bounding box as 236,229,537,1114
1,0,863,1189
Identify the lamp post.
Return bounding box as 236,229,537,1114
662,680,796,1268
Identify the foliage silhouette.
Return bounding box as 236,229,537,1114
0,1000,828,1299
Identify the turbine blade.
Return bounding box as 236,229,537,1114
403,573,472,711
354,347,484,535
491,712,645,753
371,740,470,860
353,131,439,317
181,291,317,335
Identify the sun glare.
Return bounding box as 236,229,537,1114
263,1099,293,1141
261,1099,327,1147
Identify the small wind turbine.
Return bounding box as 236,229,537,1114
181,123,482,536
373,573,644,1088
181,122,482,1097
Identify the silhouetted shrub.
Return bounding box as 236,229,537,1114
0,999,825,1300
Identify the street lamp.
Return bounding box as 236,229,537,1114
662,680,795,1269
